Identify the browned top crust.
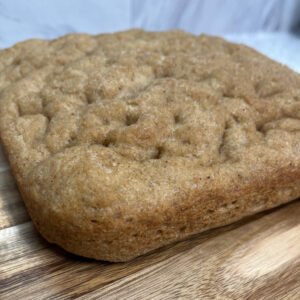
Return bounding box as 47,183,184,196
0,30,300,260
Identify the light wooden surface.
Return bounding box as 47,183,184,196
0,144,300,300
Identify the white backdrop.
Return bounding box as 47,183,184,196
0,0,300,46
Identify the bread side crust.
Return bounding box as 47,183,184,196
20,149,300,261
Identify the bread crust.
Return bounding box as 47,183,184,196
0,30,300,261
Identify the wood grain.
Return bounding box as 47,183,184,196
0,145,300,299
0,144,30,229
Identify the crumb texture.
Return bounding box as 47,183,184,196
0,30,300,261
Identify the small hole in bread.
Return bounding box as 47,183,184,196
174,114,181,124
102,138,110,147
90,219,99,224
86,94,95,104
102,136,115,147
182,139,191,145
180,226,187,232
125,114,139,126
152,146,164,159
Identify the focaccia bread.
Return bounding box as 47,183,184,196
0,30,300,261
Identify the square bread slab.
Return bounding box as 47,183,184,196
0,30,300,261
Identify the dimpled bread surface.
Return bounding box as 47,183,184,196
0,30,300,261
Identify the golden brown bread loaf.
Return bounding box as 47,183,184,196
0,30,300,261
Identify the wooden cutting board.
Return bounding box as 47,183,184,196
1,144,300,300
